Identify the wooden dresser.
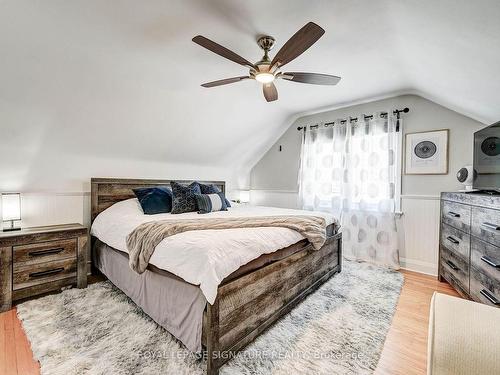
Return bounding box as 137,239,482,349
440,192,500,307
0,224,88,312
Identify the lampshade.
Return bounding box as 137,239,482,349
2,193,21,221
239,190,250,203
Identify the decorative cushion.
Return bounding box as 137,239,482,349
428,292,500,375
195,192,228,214
198,182,231,208
170,181,202,214
133,186,172,215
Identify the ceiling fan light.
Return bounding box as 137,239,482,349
255,72,275,84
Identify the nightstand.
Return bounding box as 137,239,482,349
0,223,88,312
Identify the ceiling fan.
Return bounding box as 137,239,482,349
192,22,341,102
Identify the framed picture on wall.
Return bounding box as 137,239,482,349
405,129,449,174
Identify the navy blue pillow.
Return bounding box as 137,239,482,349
198,182,231,208
133,186,172,215
170,181,202,214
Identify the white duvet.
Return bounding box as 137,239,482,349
91,199,337,304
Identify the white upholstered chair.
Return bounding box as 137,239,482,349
427,292,500,375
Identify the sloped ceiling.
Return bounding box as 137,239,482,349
0,0,499,191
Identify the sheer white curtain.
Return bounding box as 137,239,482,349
299,115,400,269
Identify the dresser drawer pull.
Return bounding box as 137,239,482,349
447,211,460,218
445,260,459,271
28,247,64,257
481,255,500,268
482,222,500,231
446,236,459,244
29,267,65,279
480,289,500,305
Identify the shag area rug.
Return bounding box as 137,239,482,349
17,260,403,375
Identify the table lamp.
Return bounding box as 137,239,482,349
2,193,21,232
240,190,250,204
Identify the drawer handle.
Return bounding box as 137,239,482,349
446,236,459,245
482,222,500,231
28,247,64,257
480,289,500,305
445,260,460,271
481,255,500,268
29,267,65,278
447,211,460,218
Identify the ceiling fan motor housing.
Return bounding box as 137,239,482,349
255,36,276,70
257,36,275,52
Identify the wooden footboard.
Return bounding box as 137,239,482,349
203,232,342,375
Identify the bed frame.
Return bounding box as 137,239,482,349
90,177,342,375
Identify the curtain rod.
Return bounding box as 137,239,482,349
296,107,409,131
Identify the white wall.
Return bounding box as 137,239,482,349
250,94,485,275
0,161,246,230
2,2,499,247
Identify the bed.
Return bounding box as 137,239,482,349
90,178,342,375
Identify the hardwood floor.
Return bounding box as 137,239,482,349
0,308,39,375
0,269,459,375
375,269,460,375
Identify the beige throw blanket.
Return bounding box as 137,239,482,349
126,215,327,274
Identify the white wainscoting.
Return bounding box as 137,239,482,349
0,192,91,271
249,190,441,276
399,195,440,276
0,190,441,276
250,190,300,209
0,192,90,229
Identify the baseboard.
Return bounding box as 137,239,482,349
399,257,438,276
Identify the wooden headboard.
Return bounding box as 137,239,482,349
90,178,225,223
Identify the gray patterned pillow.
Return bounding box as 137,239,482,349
170,181,201,214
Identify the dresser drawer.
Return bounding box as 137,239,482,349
440,223,470,261
471,206,500,247
471,237,500,281
13,258,77,291
13,239,77,266
442,200,471,233
470,266,500,308
440,246,469,295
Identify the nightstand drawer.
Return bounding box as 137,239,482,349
13,258,77,291
13,239,77,266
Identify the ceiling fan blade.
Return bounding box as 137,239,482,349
270,22,325,69
193,35,254,68
281,72,341,85
201,76,250,88
263,82,278,102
